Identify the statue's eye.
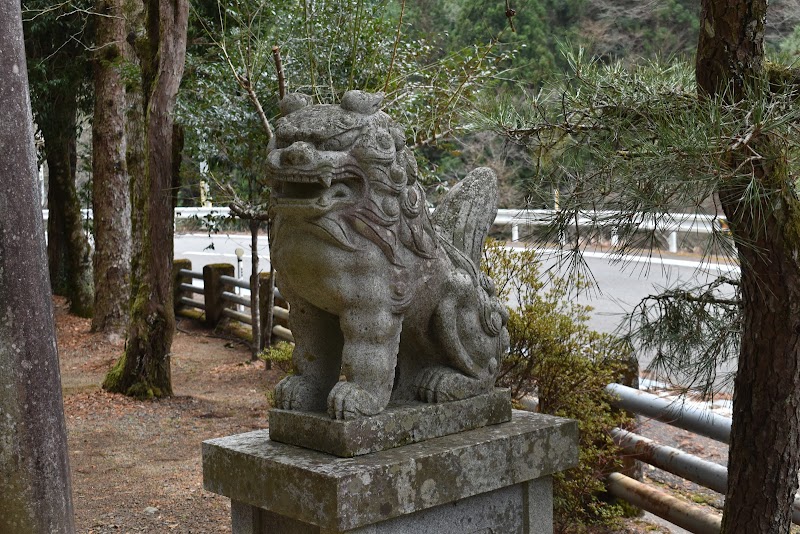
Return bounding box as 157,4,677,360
320,130,360,151
376,131,393,150
320,137,345,151
275,121,299,148
336,115,357,129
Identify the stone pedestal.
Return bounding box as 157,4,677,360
203,411,578,534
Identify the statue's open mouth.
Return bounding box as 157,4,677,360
270,169,360,210
273,174,331,201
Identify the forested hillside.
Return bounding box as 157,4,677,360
176,0,800,209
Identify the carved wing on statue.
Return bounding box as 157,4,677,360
431,167,499,267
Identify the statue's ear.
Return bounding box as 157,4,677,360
341,90,384,115
280,93,312,116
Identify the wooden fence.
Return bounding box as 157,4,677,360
172,259,293,351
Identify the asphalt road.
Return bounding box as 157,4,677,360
175,232,271,281
174,232,739,381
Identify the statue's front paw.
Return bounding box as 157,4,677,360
415,366,481,403
327,381,385,420
274,375,326,412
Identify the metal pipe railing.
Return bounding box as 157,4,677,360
607,472,722,534
272,307,289,321
179,297,205,310
179,283,204,295
612,428,800,525
272,325,294,343
221,291,251,308
612,428,727,493
178,269,203,280
44,206,717,234
605,383,731,444
222,308,252,325
219,275,249,290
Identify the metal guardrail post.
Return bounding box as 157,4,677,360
668,231,678,253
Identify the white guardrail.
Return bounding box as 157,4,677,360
44,207,724,253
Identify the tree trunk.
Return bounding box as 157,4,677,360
719,175,800,532
91,0,131,334
249,219,261,359
102,0,188,398
124,1,146,301
697,1,800,531
41,91,94,318
0,5,75,531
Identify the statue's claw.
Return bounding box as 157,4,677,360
274,375,326,412
327,381,383,420
415,366,480,403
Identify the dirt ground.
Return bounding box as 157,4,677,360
54,295,698,534
57,297,278,533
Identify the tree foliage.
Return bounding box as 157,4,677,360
489,49,800,393
23,0,94,118
177,0,513,206
486,0,800,520
482,240,633,530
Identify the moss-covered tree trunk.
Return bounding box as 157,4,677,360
91,0,131,334
91,0,131,335
103,0,188,398
40,89,94,318
697,1,800,531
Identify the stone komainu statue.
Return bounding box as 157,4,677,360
267,90,509,420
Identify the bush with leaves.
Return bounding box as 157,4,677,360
259,341,294,375
482,239,633,531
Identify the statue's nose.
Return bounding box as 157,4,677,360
280,141,315,166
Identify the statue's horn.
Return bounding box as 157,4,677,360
280,93,312,116
341,90,384,115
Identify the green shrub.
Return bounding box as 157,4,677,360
260,341,294,407
482,240,634,531
259,341,295,375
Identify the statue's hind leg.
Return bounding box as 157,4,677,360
414,275,500,403
274,298,343,412
327,307,402,420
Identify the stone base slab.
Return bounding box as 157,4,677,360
203,411,578,533
231,476,553,533
268,388,512,457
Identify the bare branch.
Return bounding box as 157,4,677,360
383,0,406,93
272,45,285,100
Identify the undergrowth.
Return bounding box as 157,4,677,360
482,239,635,532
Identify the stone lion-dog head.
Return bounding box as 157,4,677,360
267,90,435,266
